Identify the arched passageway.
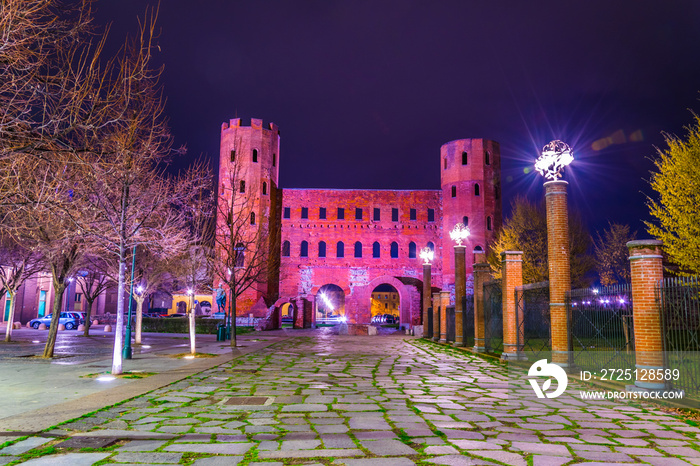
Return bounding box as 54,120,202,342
316,284,345,324
370,283,400,325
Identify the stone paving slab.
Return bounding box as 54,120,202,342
2,332,700,465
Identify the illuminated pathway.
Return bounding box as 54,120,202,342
1,332,699,465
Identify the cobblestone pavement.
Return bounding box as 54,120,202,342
1,331,699,465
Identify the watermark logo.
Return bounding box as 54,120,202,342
528,359,568,398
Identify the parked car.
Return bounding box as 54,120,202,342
29,313,80,330
71,312,86,325
164,313,187,318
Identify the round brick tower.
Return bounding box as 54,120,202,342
218,118,281,313
440,139,501,293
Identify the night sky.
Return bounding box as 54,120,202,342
95,1,700,236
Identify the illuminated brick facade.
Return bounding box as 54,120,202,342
217,118,501,327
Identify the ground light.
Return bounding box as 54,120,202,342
96,375,116,382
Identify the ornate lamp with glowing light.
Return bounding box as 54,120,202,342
419,247,435,339
450,223,470,346
536,140,574,367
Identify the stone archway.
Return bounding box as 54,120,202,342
361,275,416,327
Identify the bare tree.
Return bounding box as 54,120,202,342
75,255,112,337
0,234,43,342
213,150,278,348
131,247,178,345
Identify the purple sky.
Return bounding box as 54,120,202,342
95,1,700,235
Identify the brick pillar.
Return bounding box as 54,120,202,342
501,251,524,360
422,263,432,338
439,291,449,344
432,292,440,342
454,245,466,346
627,240,666,391
473,252,490,352
544,180,571,367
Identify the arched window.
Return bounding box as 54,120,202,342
272,153,276,167
354,242,362,258
474,245,484,252
234,243,244,268
282,241,290,257
250,212,255,225
408,241,417,259
485,151,491,165
474,183,480,196
451,186,457,198
463,216,469,226
337,241,345,258
390,242,399,258
262,182,267,195
252,149,258,162
462,151,468,165
487,216,492,230
300,241,308,257
239,180,245,193
427,241,435,252
373,241,380,258
319,241,326,258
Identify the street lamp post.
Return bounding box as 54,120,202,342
450,223,470,346
123,245,137,360
419,247,434,339
535,140,574,367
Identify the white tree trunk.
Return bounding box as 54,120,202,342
4,292,16,342
189,309,196,355
112,258,126,375
135,298,144,344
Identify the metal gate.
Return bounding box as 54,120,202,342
567,285,635,373
516,281,551,359
658,277,700,398
426,306,433,339
446,306,455,342
483,280,503,354
463,294,475,348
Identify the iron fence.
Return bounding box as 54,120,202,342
483,280,503,354
446,306,455,342
658,277,700,397
463,294,475,348
426,306,433,339
567,284,634,372
515,281,551,359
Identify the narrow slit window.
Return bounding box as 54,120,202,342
451,186,457,198
475,183,480,196
462,151,468,165
262,182,267,195
282,241,290,257
252,149,258,162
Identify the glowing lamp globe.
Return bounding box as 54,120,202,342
534,140,574,181
419,247,434,265
449,223,470,246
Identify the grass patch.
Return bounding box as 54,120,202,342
80,371,156,379
166,353,218,359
